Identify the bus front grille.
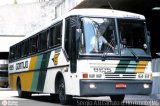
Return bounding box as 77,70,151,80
105,74,137,79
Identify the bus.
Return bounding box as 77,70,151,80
8,9,152,105
0,54,8,88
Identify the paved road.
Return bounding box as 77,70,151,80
0,88,159,106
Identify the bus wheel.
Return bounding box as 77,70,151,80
2,82,8,88
58,78,72,105
50,94,59,102
110,95,125,103
17,79,31,98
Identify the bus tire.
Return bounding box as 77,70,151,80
50,94,59,102
2,82,8,88
58,78,72,105
17,79,31,98
110,95,125,103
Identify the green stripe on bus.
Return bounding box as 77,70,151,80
35,55,43,70
37,52,51,91
125,61,137,73
115,60,130,73
31,70,40,91
31,55,43,91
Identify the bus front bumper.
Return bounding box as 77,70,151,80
80,79,152,96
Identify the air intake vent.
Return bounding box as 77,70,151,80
105,74,137,79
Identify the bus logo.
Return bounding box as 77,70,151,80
53,53,60,65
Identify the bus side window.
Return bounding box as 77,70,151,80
49,27,55,47
38,30,49,51
10,47,15,61
24,39,29,56
15,44,21,59
30,35,38,54
49,21,62,47
54,22,62,46
21,42,25,57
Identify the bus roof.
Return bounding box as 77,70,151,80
65,8,145,19
21,8,145,43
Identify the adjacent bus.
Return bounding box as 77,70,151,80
0,53,8,88
8,9,152,105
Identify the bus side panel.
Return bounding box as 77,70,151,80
9,74,18,90
43,50,69,93
21,71,34,91
9,71,34,91
42,49,80,95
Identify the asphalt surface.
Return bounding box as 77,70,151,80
0,88,159,106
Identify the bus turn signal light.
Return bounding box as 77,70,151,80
83,74,88,78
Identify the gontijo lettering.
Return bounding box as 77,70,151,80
16,61,28,70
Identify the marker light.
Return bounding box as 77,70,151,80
96,74,102,78
89,74,95,78
83,74,88,78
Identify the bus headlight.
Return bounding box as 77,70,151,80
143,83,150,89
89,83,96,89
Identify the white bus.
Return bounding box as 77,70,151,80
0,57,8,88
8,9,152,105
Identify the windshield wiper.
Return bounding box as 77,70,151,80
126,47,139,62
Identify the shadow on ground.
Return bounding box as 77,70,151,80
14,95,150,106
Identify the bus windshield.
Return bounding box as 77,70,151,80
79,17,151,58
80,17,117,55
117,19,150,57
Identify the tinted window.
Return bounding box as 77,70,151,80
38,30,49,51
15,44,21,58
24,39,29,56
10,47,15,60
30,35,38,54
49,22,62,47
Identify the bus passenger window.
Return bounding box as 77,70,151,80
10,47,15,60
49,22,62,47
30,36,38,54
21,42,25,57
24,40,29,56
55,22,62,46
49,27,55,47
15,44,21,59
39,31,49,51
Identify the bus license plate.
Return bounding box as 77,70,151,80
115,83,127,89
